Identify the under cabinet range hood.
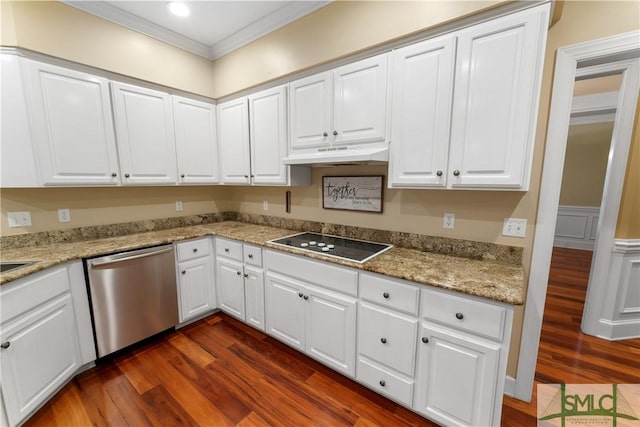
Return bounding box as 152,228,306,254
282,146,389,166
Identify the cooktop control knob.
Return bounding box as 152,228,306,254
327,244,335,249
300,243,309,247
318,243,325,247
321,247,330,252
309,241,317,246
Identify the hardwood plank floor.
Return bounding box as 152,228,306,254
24,247,640,427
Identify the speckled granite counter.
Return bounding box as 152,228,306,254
1,221,524,305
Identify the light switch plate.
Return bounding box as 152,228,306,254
175,201,183,211
7,211,32,228
263,200,269,211
503,218,527,237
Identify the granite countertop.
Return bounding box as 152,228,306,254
0,221,524,305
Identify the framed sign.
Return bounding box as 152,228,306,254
322,176,384,213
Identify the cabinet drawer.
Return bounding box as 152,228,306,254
216,237,243,261
360,272,420,315
421,288,507,341
176,238,211,262
1,266,70,324
358,302,418,377
243,244,262,267
357,358,414,407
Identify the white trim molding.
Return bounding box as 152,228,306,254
554,205,600,250
515,30,640,402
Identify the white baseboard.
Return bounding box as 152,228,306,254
596,318,640,340
553,239,596,251
503,375,516,397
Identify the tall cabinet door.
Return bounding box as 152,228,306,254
414,323,500,427
288,71,333,152
244,265,265,331
448,5,549,189
110,82,178,185
389,35,456,188
264,273,305,352
249,85,288,185
173,96,219,184
216,258,246,321
305,287,356,377
218,98,251,184
25,60,119,185
333,54,388,146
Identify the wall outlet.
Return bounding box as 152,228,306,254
175,201,183,211
7,211,32,228
503,218,527,237
443,212,455,229
58,209,71,223
263,200,269,211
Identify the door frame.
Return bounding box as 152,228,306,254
513,30,640,401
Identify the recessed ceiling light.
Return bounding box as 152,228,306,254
166,2,190,17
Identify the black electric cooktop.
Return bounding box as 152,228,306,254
268,232,392,263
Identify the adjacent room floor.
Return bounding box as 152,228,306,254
24,247,640,426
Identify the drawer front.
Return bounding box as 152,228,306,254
360,272,420,315
243,244,263,267
266,250,358,297
176,238,211,262
1,266,70,324
216,237,243,261
357,358,414,407
421,288,507,341
358,302,418,377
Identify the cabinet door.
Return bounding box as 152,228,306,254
216,258,245,321
414,323,500,427
305,286,356,377
178,257,215,322
389,35,456,188
111,82,178,185
218,97,251,184
288,71,332,151
173,96,219,184
333,54,388,146
244,265,265,331
26,60,119,185
248,86,288,185
264,273,305,351
1,294,81,427
1,54,38,187
448,5,548,189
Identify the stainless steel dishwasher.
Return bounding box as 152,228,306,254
86,244,178,357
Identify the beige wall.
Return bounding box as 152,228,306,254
559,122,614,207
0,187,232,235
1,1,215,98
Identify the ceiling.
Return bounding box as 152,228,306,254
63,1,331,60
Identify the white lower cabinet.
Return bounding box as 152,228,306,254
215,238,266,331
0,263,93,427
176,238,216,323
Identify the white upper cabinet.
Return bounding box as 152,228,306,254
388,35,456,188
172,96,219,184
111,82,178,185
0,54,39,187
448,4,549,190
289,72,333,151
217,97,251,185
24,59,120,186
249,86,288,185
289,53,389,153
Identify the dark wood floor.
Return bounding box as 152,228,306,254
25,247,640,427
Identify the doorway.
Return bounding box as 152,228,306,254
514,30,640,402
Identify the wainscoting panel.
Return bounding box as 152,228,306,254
554,205,600,250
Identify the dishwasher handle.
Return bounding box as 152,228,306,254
88,246,174,268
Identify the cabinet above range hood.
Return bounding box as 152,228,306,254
282,146,389,166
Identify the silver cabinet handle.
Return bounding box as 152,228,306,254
248,254,253,259
436,170,443,177
333,130,338,136
236,271,241,276
243,273,249,278
323,132,328,137
224,248,230,253
453,170,460,177
89,246,173,268
456,312,464,320
1,342,10,349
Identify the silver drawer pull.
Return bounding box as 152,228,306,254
455,312,464,320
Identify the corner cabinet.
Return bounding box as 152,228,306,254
389,3,550,190
289,53,389,153
173,96,220,184
110,82,178,185
20,58,120,186
218,87,310,186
